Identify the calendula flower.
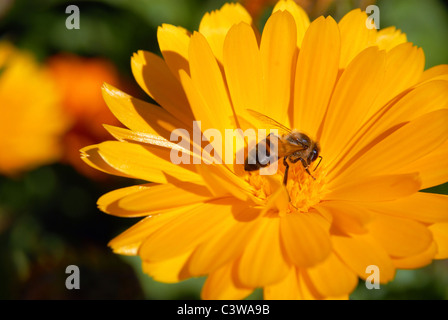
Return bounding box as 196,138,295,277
0,42,68,176
82,0,448,299
47,54,123,180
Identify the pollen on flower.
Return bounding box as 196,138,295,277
286,164,327,213
247,162,327,213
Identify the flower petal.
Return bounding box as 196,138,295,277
368,43,424,119
199,2,252,63
375,27,407,51
293,16,340,136
363,192,448,223
98,184,155,217
280,212,332,267
238,217,290,287
273,0,310,47
333,233,396,283
102,83,188,138
188,207,261,276
331,109,448,183
131,50,194,122
80,144,132,179
419,64,448,83
368,214,433,257
264,268,301,299
320,47,385,164
259,10,297,124
398,139,448,189
139,198,242,262
338,9,376,68
329,80,448,180
157,24,190,79
315,201,373,235
196,164,255,202
392,242,437,269
305,251,358,298
96,140,202,184
429,222,448,259
187,31,235,133
326,173,421,202
142,250,192,283
223,22,263,117
118,182,213,212
108,204,196,255
201,263,253,300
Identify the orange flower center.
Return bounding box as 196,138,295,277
285,163,327,213
247,162,327,213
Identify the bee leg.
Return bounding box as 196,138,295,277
299,158,316,180
283,157,289,186
282,157,296,208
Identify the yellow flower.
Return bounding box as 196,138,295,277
82,1,448,299
0,42,68,176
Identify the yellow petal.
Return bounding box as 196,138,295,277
338,9,376,68
398,139,448,189
332,109,448,183
280,212,332,267
368,214,433,257
198,2,252,63
187,32,235,133
368,43,424,120
320,47,385,164
103,124,192,154
264,268,301,300
238,217,290,287
392,242,437,269
201,262,253,300
305,251,358,298
108,204,196,255
196,164,255,202
333,233,396,283
96,140,201,184
139,198,240,262
363,192,448,223
131,50,194,122
419,64,448,83
326,173,421,202
375,26,407,51
98,184,155,217
102,83,188,137
80,144,132,179
188,207,261,276
118,182,213,212
273,0,310,47
223,22,263,117
329,80,448,179
429,222,448,259
157,24,190,79
142,250,192,283
316,201,373,235
293,16,340,136
297,269,323,299
259,10,297,125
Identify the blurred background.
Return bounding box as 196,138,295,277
0,0,447,300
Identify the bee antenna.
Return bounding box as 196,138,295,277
313,156,323,172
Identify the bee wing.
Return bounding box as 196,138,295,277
245,109,292,136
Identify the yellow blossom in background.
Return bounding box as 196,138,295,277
47,54,123,180
0,42,68,176
82,0,448,299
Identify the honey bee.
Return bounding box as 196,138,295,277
244,109,322,185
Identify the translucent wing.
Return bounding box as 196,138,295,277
245,109,291,136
